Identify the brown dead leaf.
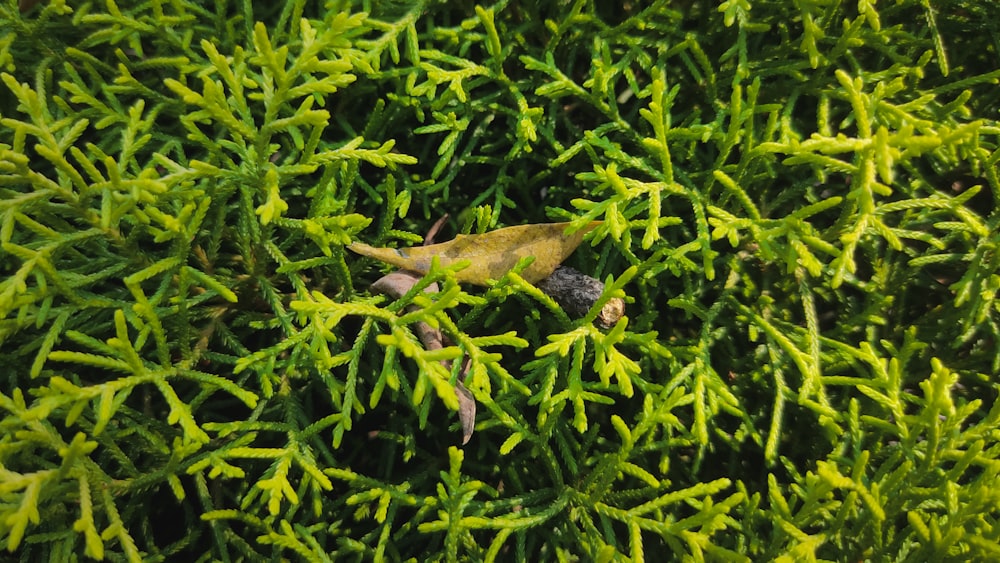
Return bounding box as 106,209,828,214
370,269,476,444
349,222,601,284
455,378,475,445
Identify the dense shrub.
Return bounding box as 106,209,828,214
1,1,999,560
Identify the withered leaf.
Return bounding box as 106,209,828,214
349,222,601,285
456,379,475,445
370,270,477,444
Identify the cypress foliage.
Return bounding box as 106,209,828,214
1,1,998,560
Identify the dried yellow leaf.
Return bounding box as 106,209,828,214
349,222,600,285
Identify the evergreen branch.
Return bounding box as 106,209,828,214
2,1,1000,559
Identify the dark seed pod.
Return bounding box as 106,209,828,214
536,266,625,329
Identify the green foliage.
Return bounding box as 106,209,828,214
1,0,999,560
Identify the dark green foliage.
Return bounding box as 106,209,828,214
1,0,999,560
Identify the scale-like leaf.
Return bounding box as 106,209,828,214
349,222,601,284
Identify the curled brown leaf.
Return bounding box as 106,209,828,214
349,221,601,284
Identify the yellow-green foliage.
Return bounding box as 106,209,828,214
1,1,999,561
